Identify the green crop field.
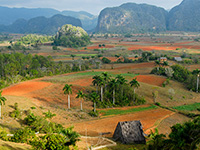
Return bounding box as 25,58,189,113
173,103,200,111
99,105,157,116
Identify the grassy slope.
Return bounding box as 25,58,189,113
0,140,31,150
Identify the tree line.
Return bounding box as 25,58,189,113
0,53,90,89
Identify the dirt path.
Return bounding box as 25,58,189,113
69,108,173,137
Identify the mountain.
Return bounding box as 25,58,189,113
96,3,168,33
168,0,200,32
0,6,97,31
61,11,97,31
0,14,82,35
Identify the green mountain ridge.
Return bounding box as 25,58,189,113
0,6,97,31
0,14,82,35
96,0,200,33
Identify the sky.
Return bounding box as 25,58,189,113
0,0,183,15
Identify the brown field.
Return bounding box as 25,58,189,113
1,35,200,149
71,108,174,137
2,81,52,96
135,75,166,86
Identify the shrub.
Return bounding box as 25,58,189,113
11,127,36,144
88,110,99,117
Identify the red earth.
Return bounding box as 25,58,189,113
135,75,166,86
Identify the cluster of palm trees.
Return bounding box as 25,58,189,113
92,72,141,108
62,73,142,112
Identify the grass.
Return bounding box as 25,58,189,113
0,139,31,150
99,105,157,116
173,103,200,111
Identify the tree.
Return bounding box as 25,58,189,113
155,60,160,70
99,77,105,102
130,78,140,101
76,90,85,111
88,92,99,112
70,54,76,60
92,75,101,93
63,84,72,109
0,91,6,118
108,79,117,105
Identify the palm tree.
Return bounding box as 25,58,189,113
130,78,140,101
116,74,127,97
88,92,99,112
98,77,104,102
102,72,110,88
92,75,101,93
108,79,117,105
0,91,6,118
63,84,72,109
76,90,85,111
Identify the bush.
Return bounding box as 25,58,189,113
88,110,99,117
102,57,111,64
11,127,36,144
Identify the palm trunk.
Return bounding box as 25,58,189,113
68,95,70,109
101,85,103,102
134,88,136,101
94,102,96,112
96,86,98,93
113,89,115,105
80,99,83,111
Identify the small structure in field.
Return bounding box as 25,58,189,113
158,57,167,63
174,57,182,62
113,120,146,144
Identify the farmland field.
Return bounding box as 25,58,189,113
0,33,200,149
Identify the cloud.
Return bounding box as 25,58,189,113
0,0,183,14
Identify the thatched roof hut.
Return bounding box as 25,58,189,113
113,120,146,144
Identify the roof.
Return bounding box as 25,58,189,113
174,57,182,61
113,120,146,144
160,57,167,60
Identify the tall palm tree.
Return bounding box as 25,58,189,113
92,75,101,93
116,74,127,98
88,92,99,112
76,90,85,111
102,72,110,88
0,91,6,118
108,79,117,105
130,78,140,101
63,84,72,109
98,77,104,102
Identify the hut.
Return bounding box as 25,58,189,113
113,121,146,144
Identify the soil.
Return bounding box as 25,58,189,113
70,108,174,137
135,75,166,86
2,81,52,96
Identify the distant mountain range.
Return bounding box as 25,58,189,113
0,0,200,34
0,14,82,35
96,0,200,33
0,6,97,31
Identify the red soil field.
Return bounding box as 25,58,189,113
69,78,93,87
2,81,52,96
113,62,155,70
135,75,166,86
71,108,173,137
127,45,175,51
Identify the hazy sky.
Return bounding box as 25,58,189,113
0,0,183,15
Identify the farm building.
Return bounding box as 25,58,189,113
158,57,167,63
174,57,183,62
113,121,146,144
